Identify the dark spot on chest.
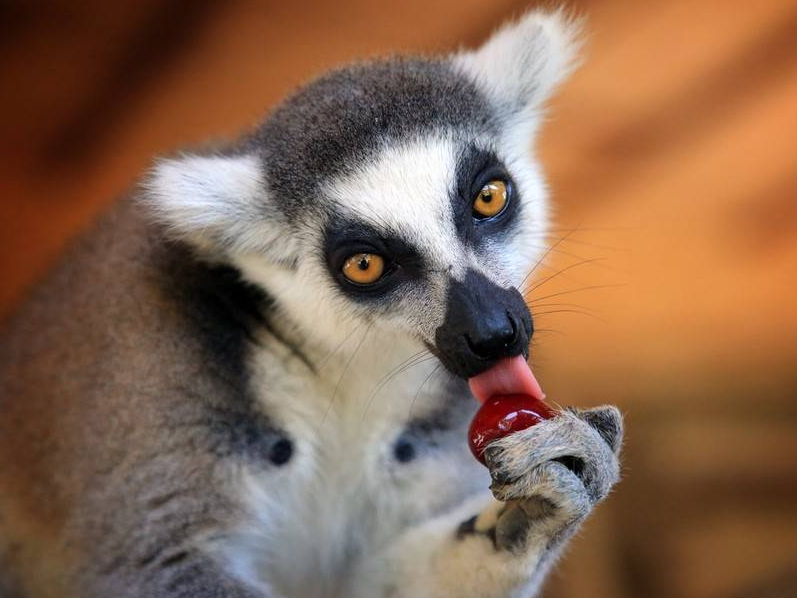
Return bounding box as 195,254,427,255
393,437,416,463
269,437,293,466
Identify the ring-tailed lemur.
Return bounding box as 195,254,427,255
0,10,623,598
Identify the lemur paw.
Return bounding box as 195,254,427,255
482,406,623,552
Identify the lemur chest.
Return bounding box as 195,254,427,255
222,337,486,594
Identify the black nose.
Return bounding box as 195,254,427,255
466,311,520,359
434,269,533,379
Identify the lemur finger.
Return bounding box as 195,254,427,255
484,407,622,504
493,462,591,552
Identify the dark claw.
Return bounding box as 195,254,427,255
485,448,517,486
482,445,502,468
489,468,516,487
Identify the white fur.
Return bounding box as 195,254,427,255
145,154,262,240
326,136,463,275
145,153,301,262
455,9,583,120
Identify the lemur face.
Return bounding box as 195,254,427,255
316,121,540,379
146,12,580,379
321,135,543,376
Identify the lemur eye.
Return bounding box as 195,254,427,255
473,180,508,219
342,253,385,285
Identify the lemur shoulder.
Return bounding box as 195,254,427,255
0,10,623,598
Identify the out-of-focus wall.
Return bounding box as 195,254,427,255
1,1,796,597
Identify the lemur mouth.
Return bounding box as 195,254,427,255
467,355,544,404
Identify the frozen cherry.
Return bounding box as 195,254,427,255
468,394,557,465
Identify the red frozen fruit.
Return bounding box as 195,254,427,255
468,394,556,465
466,355,556,465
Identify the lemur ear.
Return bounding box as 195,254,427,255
455,10,582,127
144,153,297,263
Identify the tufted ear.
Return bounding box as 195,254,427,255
455,10,583,130
143,152,298,264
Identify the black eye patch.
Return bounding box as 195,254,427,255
452,143,519,244
323,218,426,299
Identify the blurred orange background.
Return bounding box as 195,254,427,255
1,1,796,597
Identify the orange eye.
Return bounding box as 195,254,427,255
342,253,385,285
473,180,508,218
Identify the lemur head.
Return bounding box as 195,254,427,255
146,11,580,379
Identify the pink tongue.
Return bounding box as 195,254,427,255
468,355,544,404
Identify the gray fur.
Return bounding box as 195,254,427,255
0,203,279,597
248,58,497,220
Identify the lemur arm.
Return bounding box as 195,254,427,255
348,407,623,598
